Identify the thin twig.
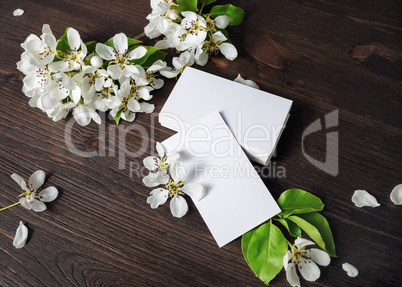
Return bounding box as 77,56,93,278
134,32,146,41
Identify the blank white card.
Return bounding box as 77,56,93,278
161,111,281,247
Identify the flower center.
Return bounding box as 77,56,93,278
39,45,55,61
289,246,313,266
63,49,82,68
165,178,184,197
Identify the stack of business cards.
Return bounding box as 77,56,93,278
161,111,281,247
159,67,293,165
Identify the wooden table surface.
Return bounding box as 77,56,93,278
1,0,401,286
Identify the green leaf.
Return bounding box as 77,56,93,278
242,227,257,267
127,37,142,46
141,50,167,69
56,28,70,53
177,0,198,12
210,4,245,26
200,0,217,5
246,222,288,285
288,212,336,257
104,37,114,48
130,46,159,66
114,109,123,125
275,218,302,238
85,41,97,54
277,189,324,217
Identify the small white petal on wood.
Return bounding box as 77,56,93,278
13,221,28,249
352,190,380,207
342,263,359,277
390,184,402,205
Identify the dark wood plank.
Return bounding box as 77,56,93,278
0,0,401,286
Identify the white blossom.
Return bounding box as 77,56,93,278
283,237,330,287
11,170,58,212
143,142,179,187
146,161,204,218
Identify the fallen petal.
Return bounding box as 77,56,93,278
342,262,359,277
13,9,24,16
234,74,260,89
390,184,402,205
352,190,380,208
13,221,28,249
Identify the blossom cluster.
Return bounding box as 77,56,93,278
17,24,167,126
143,142,204,218
145,0,244,77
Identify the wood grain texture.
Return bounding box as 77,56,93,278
0,0,401,286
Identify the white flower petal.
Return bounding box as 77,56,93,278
48,61,69,73
283,250,292,269
62,76,76,90
128,46,147,60
285,262,301,287
28,170,45,190
19,197,32,210
31,199,47,212
113,33,128,55
143,171,170,187
165,153,180,164
138,87,152,100
127,98,141,113
95,43,116,61
212,31,227,43
154,39,170,49
214,15,230,29
156,142,165,159
390,184,402,205
352,189,380,208
38,186,58,202
342,262,359,277
309,248,330,266
180,183,204,201
107,64,123,80
139,102,155,113
169,161,187,183
295,237,315,249
195,49,209,66
67,28,81,51
143,156,160,171
147,188,169,208
11,173,26,190
150,78,164,89
298,260,321,282
234,74,260,89
170,195,188,218
219,43,238,60
13,9,24,17
13,221,28,249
